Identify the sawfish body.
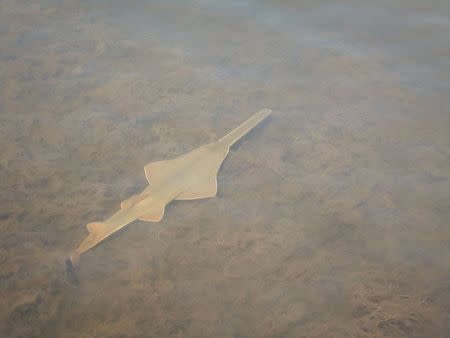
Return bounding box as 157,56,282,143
70,109,271,265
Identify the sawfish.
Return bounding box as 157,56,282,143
70,108,271,265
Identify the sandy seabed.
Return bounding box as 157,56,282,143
1,1,449,337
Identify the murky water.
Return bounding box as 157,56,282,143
1,1,449,337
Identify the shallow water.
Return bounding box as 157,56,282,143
1,1,449,337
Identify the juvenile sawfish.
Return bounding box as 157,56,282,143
70,109,271,265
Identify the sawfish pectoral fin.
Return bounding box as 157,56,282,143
176,177,218,200
144,158,181,185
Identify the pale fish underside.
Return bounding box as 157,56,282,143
70,109,272,266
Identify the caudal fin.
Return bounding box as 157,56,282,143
70,221,109,261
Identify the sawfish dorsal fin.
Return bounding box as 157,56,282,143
121,194,145,210
87,222,106,233
86,222,108,241
145,154,219,201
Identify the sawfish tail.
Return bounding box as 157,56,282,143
218,109,271,148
